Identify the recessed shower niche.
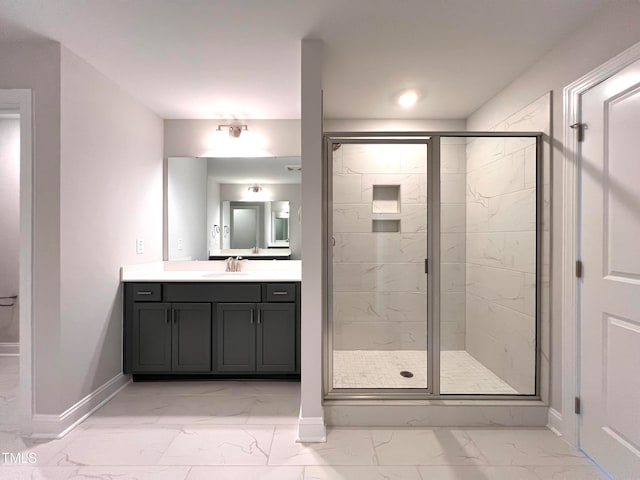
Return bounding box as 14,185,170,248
371,219,400,233
372,185,400,213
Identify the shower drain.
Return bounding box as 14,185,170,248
400,370,414,378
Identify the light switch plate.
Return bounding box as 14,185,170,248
136,238,144,254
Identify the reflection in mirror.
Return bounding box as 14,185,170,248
167,156,301,261
223,200,290,249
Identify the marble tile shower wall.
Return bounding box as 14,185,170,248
332,143,467,351
440,139,468,350
464,121,541,393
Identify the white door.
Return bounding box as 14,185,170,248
231,207,258,249
580,57,640,479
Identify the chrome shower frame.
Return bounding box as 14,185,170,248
323,131,543,402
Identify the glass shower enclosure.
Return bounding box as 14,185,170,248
325,133,541,399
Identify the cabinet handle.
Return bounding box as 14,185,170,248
165,309,169,324
137,291,153,295
272,291,289,295
250,309,254,324
257,308,261,324
173,310,178,324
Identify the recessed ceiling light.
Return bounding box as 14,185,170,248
397,90,419,108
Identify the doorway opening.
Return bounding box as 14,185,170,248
0,108,20,431
0,89,33,435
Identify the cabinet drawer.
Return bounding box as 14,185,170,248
132,283,162,302
265,283,296,302
164,283,261,303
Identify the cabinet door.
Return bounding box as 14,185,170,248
216,303,256,372
171,303,212,372
256,303,296,372
132,303,171,372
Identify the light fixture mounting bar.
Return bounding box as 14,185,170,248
217,123,249,138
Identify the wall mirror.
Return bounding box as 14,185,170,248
167,156,301,261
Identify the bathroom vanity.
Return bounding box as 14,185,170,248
121,261,301,380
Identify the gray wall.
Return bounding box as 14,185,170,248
59,46,163,414
167,157,207,260
0,118,20,343
219,183,301,260
164,119,301,158
467,1,640,413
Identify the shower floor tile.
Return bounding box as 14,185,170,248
333,350,517,394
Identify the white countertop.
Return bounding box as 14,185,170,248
121,260,301,282
208,248,291,258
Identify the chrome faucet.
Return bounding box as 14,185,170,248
225,256,244,272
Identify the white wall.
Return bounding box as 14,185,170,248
168,157,207,260
59,46,163,413
164,119,301,158
206,175,221,251
0,41,62,414
218,183,301,259
467,2,640,413
0,118,20,343
299,39,325,442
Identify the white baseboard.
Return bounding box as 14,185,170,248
297,416,326,443
547,407,563,436
30,373,130,439
0,342,19,356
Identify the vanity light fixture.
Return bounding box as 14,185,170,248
217,123,249,138
248,184,262,193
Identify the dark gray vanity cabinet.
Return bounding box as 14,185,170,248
256,303,296,372
129,301,211,373
171,303,212,372
123,281,300,379
216,302,296,373
131,303,171,372
216,303,256,372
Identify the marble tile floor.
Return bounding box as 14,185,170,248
0,380,608,479
0,356,19,432
333,350,518,394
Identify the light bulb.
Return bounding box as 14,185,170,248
398,90,419,108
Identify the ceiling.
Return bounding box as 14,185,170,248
0,0,608,120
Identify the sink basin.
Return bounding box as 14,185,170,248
202,272,250,278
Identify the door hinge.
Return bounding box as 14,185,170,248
575,396,581,415
425,258,429,274
576,260,583,278
570,122,587,142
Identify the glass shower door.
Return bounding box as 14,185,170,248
329,138,430,390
